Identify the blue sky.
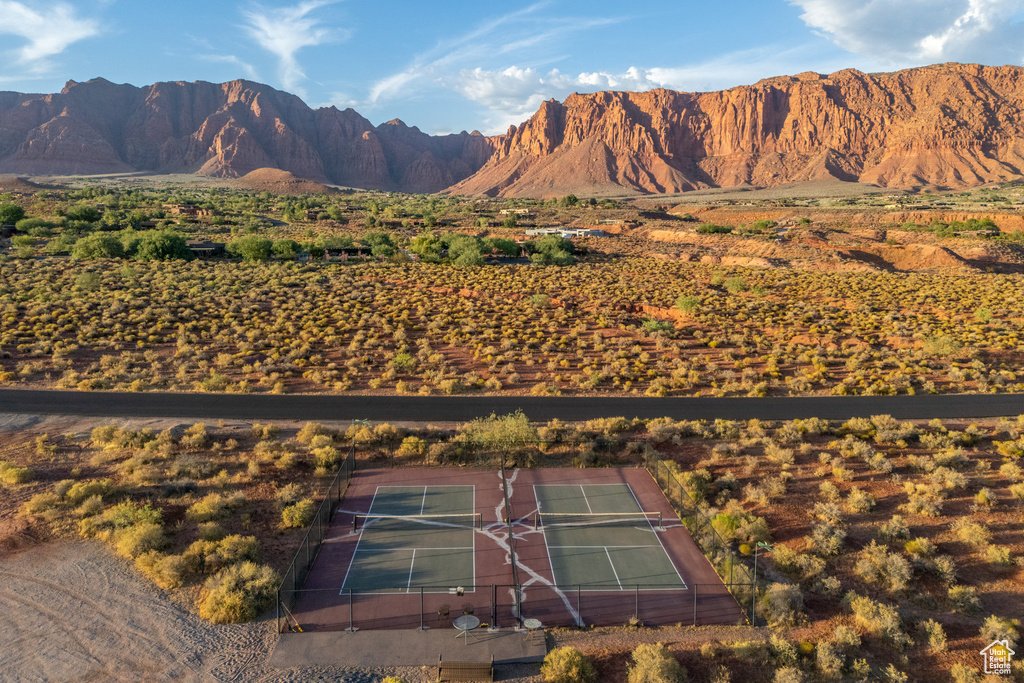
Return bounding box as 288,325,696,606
1,0,1023,135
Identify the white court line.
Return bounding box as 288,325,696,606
579,484,594,513
546,544,662,549
406,548,417,593
419,486,428,515
339,486,381,592
604,547,622,589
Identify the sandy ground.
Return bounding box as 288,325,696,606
0,540,543,683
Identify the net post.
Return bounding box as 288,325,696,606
658,512,663,529
693,583,698,626
534,515,539,530
352,515,358,532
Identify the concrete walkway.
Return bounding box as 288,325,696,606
268,627,547,669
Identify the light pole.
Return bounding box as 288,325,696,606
751,541,774,625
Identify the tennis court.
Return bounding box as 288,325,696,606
534,484,686,590
342,485,479,593
288,467,745,631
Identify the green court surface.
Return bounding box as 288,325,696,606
535,484,686,590
341,485,477,593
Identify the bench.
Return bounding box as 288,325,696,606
437,654,494,682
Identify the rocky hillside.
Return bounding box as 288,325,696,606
449,63,1024,197
0,78,493,193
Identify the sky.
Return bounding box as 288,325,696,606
0,0,1023,135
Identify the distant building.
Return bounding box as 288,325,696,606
185,240,226,258
165,204,210,217
324,246,370,262
500,208,532,216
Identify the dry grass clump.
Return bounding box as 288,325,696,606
197,561,278,624
0,460,34,484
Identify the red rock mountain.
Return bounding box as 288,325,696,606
449,63,1024,197
0,78,493,193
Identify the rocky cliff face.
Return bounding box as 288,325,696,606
449,63,1024,197
0,78,494,193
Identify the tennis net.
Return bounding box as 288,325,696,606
535,511,663,530
352,512,483,531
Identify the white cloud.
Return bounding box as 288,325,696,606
0,1,99,71
199,54,259,81
453,66,663,132
240,0,344,97
789,0,1024,63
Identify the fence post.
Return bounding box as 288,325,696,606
577,586,582,628
491,585,496,629
634,584,639,621
276,588,281,633
348,588,354,632
420,587,424,631
693,584,698,626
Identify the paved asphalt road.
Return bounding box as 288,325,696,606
0,389,1021,422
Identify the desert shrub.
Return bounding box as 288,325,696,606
919,619,947,652
197,561,278,623
183,534,260,575
179,423,209,450
112,522,164,558
948,585,982,613
772,668,803,683
808,523,845,556
845,487,875,513
77,494,105,517
833,625,861,649
854,541,912,593
64,479,110,505
396,436,427,457
311,445,341,469
297,421,329,444
772,546,825,584
185,492,246,522
815,641,842,680
879,515,911,541
540,646,596,683
846,591,911,649
135,551,187,590
760,583,804,627
21,491,61,516
949,663,982,683
199,522,226,541
980,615,1019,649
281,499,315,528
952,518,992,546
0,460,33,484
627,643,686,683
381,678,408,683
974,487,997,507
986,544,1013,565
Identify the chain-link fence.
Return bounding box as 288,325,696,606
644,450,756,623
276,444,356,633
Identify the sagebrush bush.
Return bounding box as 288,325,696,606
980,615,1020,649
948,585,981,613
627,643,686,683
952,518,991,547
760,583,804,627
185,492,246,522
540,646,596,683
919,619,947,652
281,499,315,528
112,522,164,559
197,561,278,624
772,668,803,683
0,460,33,484
846,591,911,649
854,541,911,593
135,551,187,590
183,534,259,574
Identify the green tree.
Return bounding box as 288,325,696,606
71,233,125,260
134,231,192,260
65,205,102,223
409,233,443,262
227,235,273,262
0,203,25,225
271,239,301,260
529,235,575,265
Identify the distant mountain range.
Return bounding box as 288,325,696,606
3,63,1024,197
